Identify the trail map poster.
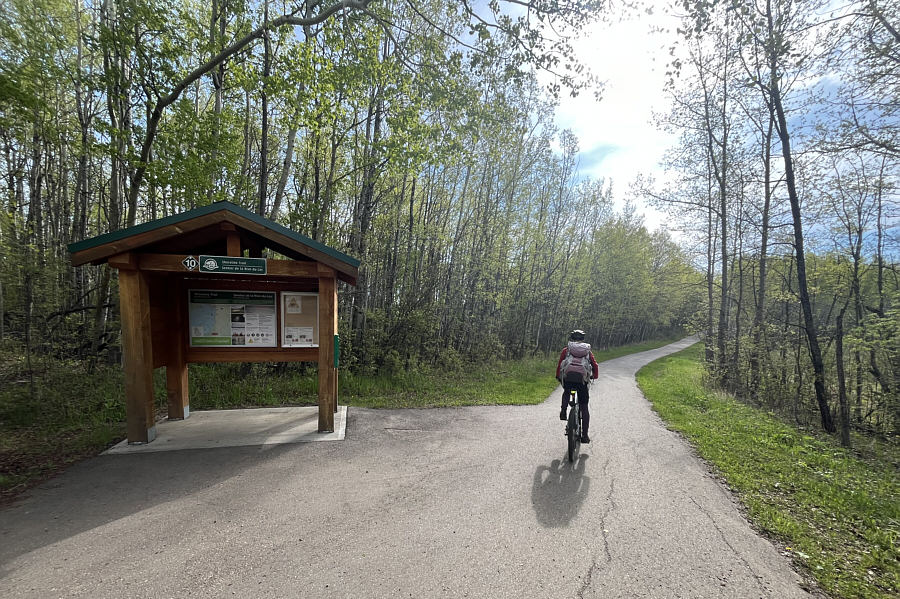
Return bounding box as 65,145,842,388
282,292,318,347
189,290,277,347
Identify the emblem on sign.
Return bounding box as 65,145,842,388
182,255,197,271
202,257,220,271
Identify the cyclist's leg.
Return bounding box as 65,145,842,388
561,380,574,420
562,380,577,409
578,382,590,439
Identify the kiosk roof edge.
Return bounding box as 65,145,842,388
68,201,359,284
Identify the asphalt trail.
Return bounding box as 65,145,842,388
0,337,814,598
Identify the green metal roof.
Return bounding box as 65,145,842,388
67,201,360,269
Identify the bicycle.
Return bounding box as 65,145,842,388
565,388,581,462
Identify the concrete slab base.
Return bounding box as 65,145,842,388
104,406,347,454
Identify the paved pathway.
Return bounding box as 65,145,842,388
0,338,815,598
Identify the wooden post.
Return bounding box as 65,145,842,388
221,222,241,257
117,262,157,443
318,266,337,432
166,278,189,420
226,233,241,257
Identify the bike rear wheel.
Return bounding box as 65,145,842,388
566,401,580,462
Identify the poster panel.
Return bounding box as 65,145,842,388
282,292,318,347
189,290,277,347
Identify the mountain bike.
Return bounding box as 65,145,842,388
565,388,581,462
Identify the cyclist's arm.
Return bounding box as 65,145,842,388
555,348,568,380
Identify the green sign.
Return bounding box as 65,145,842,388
199,255,267,275
188,290,275,305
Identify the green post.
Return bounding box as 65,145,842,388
334,334,340,368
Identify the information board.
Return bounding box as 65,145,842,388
282,292,319,347
189,290,277,347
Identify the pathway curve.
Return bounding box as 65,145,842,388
0,337,815,598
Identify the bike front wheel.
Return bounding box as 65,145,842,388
566,405,580,462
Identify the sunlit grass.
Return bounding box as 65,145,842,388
187,338,683,410
337,338,682,408
637,343,899,599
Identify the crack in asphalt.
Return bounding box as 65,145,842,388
575,458,616,598
598,459,615,563
576,558,601,599
689,496,771,598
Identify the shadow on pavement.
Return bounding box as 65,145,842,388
0,442,296,572
531,455,590,528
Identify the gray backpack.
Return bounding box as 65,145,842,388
561,341,592,384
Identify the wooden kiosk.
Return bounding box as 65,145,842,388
68,201,359,444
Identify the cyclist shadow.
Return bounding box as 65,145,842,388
530,455,590,528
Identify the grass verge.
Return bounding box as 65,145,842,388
337,338,680,408
1,337,679,503
636,343,899,599
188,338,681,409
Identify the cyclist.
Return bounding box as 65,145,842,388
555,329,599,443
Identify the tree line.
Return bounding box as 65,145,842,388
0,1,700,390
644,0,899,441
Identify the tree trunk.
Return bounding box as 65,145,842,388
867,158,891,405
733,217,744,393
350,86,385,352
705,199,715,366
836,307,851,447
750,115,773,401
101,0,124,231
257,0,271,217
241,89,252,203
715,113,729,388
271,93,302,219
766,0,834,433
208,0,226,202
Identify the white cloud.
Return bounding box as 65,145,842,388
549,3,682,231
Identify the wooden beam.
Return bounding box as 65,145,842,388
118,269,156,443
186,347,318,363
108,252,138,270
148,273,172,368
226,232,241,257
318,271,337,432
166,278,189,420
135,254,319,278
260,259,318,278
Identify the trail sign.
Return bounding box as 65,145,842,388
199,255,267,275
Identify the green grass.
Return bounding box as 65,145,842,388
189,338,682,410
339,354,559,408
637,343,899,599
337,338,682,408
0,337,679,502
